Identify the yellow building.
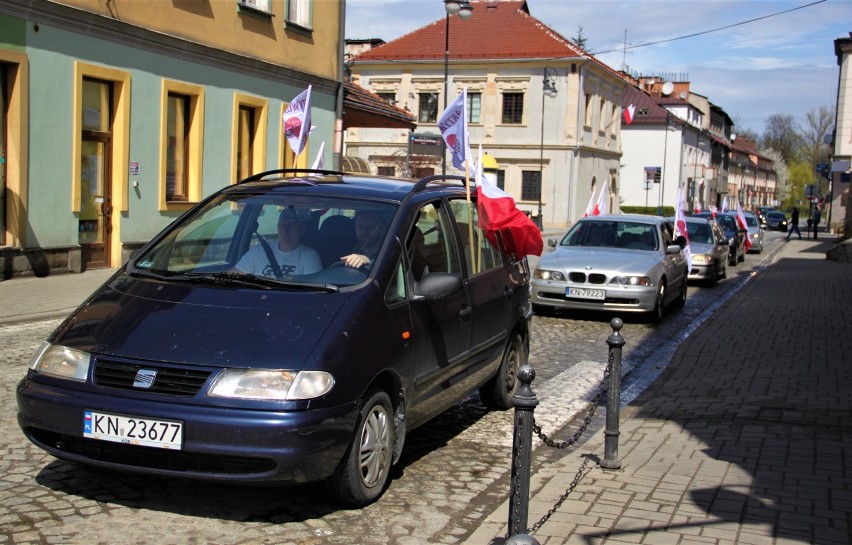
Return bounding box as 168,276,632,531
0,0,342,277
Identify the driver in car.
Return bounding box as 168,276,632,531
234,207,322,277
341,210,386,269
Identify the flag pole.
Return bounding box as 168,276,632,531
465,159,476,270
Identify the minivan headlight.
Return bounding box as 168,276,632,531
28,342,90,382
208,369,334,401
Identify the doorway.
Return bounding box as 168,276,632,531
79,78,113,270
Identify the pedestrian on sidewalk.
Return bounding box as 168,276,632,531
812,206,821,240
786,207,802,240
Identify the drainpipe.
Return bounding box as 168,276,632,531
568,63,584,226
334,0,346,171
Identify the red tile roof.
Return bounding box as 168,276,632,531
353,0,586,62
343,80,416,129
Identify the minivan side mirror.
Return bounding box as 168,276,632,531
413,272,462,300
547,237,558,248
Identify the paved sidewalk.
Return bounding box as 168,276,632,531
0,268,118,325
466,238,852,544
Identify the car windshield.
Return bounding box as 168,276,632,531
744,215,758,227
768,212,785,219
561,220,658,251
132,192,397,288
686,222,713,244
715,215,737,232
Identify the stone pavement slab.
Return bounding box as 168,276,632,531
465,239,852,544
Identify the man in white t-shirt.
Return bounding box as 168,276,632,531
234,208,322,277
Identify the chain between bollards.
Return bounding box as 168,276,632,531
600,317,625,469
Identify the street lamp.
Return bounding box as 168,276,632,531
537,66,557,230
442,0,473,175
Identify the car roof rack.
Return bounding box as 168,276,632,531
238,168,347,184
410,174,466,193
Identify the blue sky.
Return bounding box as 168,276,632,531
345,0,851,136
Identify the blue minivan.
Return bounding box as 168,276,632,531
17,170,532,505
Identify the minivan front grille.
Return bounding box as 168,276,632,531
94,359,211,397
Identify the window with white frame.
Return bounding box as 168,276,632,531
286,0,311,29
239,0,270,13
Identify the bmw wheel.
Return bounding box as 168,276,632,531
652,280,666,322
330,389,393,506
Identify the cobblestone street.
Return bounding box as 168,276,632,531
0,236,783,544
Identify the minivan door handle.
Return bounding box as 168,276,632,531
459,305,472,319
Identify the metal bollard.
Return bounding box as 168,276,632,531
600,317,625,469
507,365,539,537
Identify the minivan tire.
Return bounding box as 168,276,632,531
330,389,393,506
479,333,524,410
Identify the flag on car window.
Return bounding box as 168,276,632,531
283,85,312,156
675,185,693,271
438,88,471,171
474,146,543,257
591,185,608,216
734,199,752,251
310,141,325,171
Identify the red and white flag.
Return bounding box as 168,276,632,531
283,85,312,156
675,185,693,271
591,185,608,216
583,190,596,217
623,104,636,125
720,196,729,213
438,88,471,171
734,199,752,251
474,147,543,257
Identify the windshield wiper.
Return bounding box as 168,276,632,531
179,272,339,292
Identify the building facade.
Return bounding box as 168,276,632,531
832,33,851,237
0,0,342,278
346,0,626,228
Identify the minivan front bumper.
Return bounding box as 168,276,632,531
17,374,359,485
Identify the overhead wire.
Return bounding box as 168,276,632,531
589,0,828,56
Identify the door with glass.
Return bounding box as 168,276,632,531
79,78,113,270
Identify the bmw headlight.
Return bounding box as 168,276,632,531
610,275,652,286
208,369,334,401
534,269,565,281
28,342,90,382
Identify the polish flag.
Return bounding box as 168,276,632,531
675,185,693,271
583,191,596,217
310,141,325,170
474,147,543,257
734,199,752,251
720,196,729,213
623,104,636,125
591,185,608,216
283,85,312,156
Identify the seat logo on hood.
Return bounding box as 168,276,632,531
133,369,157,389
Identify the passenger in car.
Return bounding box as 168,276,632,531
234,207,322,277
341,210,386,269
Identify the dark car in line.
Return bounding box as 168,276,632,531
765,210,789,232
16,169,533,506
691,211,746,266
